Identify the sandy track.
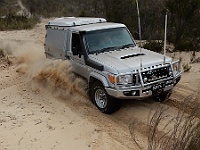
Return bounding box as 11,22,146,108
0,19,200,150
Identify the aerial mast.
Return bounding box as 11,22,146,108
163,10,168,64
136,0,142,69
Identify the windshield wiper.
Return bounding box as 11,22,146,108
100,46,117,53
121,43,135,49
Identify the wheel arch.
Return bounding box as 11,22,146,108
89,72,109,88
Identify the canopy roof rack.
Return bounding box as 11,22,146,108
47,17,107,27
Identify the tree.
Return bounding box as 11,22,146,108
102,0,166,40
0,0,17,17
166,0,200,50
103,0,137,36
139,0,166,40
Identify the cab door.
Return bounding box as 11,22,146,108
67,32,89,79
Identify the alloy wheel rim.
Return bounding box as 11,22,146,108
95,88,107,109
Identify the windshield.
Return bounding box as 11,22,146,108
85,27,136,54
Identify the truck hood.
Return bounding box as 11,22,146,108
89,47,172,74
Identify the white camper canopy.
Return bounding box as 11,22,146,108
47,17,107,27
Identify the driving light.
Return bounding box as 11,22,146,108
131,90,136,96
169,71,173,76
143,77,148,83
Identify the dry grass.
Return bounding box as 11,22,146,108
182,63,192,72
160,103,200,150
129,90,200,150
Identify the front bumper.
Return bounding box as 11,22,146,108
105,72,181,100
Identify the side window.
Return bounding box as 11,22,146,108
72,33,82,52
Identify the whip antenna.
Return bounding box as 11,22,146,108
136,0,142,69
163,10,168,64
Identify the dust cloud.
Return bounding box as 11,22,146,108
0,42,13,57
14,47,88,102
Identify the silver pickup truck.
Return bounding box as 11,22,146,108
44,17,181,114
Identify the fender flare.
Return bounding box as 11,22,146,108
89,72,109,87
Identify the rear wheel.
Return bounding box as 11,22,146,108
90,81,120,114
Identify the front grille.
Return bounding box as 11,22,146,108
141,66,172,83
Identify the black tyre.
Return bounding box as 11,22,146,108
154,91,172,102
90,81,120,114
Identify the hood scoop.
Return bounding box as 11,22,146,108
120,53,145,59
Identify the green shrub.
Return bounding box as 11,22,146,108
79,10,87,17
143,41,163,53
176,41,194,51
0,15,40,31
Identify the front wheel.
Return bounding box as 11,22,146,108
90,81,120,114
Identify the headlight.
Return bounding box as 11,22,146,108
172,62,179,75
117,74,132,84
173,64,178,72
108,74,133,84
